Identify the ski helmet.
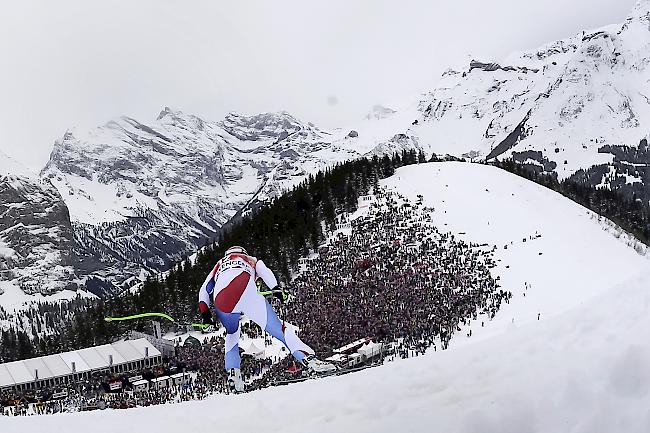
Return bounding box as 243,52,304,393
224,245,247,256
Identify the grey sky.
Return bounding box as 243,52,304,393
0,0,636,170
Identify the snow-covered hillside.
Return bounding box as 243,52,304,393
7,162,648,432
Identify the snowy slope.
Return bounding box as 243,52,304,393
384,163,648,343
7,162,649,432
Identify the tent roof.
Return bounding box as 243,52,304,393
0,365,15,388
59,351,91,374
128,339,162,358
0,339,162,389
95,344,127,366
112,340,144,362
77,347,107,370
40,355,73,378
4,361,34,386
23,358,54,381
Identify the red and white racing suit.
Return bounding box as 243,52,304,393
198,253,314,370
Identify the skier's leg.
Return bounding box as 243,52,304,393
215,309,241,370
263,299,315,362
239,281,314,362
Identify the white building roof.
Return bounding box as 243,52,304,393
77,347,107,370
59,351,91,374
40,355,73,378
95,344,127,366
128,339,162,358
5,360,34,386
111,340,143,363
333,337,371,354
0,339,162,389
0,365,15,388
23,358,54,381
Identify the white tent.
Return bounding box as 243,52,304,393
247,341,265,358
60,351,92,374
0,339,162,391
5,360,33,386
40,354,74,378
112,340,143,363
0,364,15,389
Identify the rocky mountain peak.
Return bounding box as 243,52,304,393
155,107,207,131
219,111,308,141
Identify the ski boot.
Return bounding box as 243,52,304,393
303,354,337,374
228,368,244,393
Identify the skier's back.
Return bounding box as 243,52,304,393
198,245,334,392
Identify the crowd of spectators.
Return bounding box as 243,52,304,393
284,189,510,356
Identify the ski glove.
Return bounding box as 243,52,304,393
199,302,214,326
273,286,289,304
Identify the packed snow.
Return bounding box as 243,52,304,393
5,162,649,432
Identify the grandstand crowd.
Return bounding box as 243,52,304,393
1,188,511,416
285,189,510,356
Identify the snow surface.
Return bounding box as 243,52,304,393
5,162,649,432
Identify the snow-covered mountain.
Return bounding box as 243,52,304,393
39,108,365,295
405,0,650,179
0,151,77,295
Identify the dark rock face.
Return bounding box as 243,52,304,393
219,112,304,141
469,60,539,74
0,175,77,294
347,130,359,138
486,110,532,160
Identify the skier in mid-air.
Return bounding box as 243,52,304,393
198,246,335,392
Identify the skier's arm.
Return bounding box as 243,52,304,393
198,263,219,321
255,259,278,290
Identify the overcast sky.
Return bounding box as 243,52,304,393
0,0,636,170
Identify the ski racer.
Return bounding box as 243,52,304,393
198,246,335,392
